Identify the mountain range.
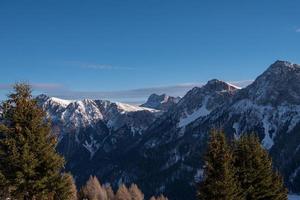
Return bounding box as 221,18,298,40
35,60,300,200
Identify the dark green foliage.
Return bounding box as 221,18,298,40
197,130,242,200
233,134,288,200
54,173,78,200
198,131,288,200
0,83,75,199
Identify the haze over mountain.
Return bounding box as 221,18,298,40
30,60,300,199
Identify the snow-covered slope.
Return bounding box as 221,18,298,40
115,61,300,199
176,79,239,128
33,60,300,200
49,97,74,107
189,61,300,148
118,79,241,199
62,99,104,128
240,61,300,105
36,95,160,160
37,95,158,129
116,102,157,112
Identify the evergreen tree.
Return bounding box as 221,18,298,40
197,130,242,200
54,173,78,200
129,183,144,200
0,171,9,199
115,184,131,200
233,134,287,200
0,83,74,199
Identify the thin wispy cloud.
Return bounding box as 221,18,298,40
82,63,135,70
229,80,253,88
83,64,115,70
1,80,253,104
35,80,253,104
0,83,66,100
64,61,135,70
31,83,65,91
0,83,65,91
296,28,300,33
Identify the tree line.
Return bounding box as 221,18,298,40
78,175,168,200
0,84,290,199
198,130,288,200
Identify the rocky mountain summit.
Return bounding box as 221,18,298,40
141,93,181,111
236,60,300,105
36,95,160,162
32,60,300,200
126,61,300,199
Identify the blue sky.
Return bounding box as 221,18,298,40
1,0,300,103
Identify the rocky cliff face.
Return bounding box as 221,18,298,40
124,61,300,199
34,60,300,199
141,93,181,111
118,79,240,199
35,95,161,187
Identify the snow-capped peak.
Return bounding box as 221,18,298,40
36,95,159,131
268,60,300,71
175,79,239,128
61,99,103,127
203,79,240,92
49,97,74,107
35,94,74,108
239,60,300,105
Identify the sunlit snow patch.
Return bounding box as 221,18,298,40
261,117,274,150
49,97,73,107
115,102,158,113
178,97,211,127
